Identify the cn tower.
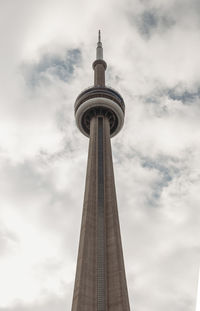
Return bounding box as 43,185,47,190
71,31,130,311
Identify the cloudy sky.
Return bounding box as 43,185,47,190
0,0,200,310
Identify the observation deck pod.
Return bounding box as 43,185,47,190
74,86,125,138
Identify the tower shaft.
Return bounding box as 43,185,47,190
94,62,105,86
71,116,130,311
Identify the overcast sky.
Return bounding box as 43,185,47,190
0,0,200,310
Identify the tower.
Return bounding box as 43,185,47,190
72,31,130,311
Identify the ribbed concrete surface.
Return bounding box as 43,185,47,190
71,116,130,311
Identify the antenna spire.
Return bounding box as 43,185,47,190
98,30,101,43
96,30,103,60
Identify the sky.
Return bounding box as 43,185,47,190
196,270,200,311
0,0,200,310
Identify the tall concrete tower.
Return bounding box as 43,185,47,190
72,31,130,311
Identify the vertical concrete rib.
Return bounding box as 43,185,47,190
97,117,106,311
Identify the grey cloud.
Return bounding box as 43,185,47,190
114,146,177,207
22,48,81,88
138,84,200,119
138,9,175,38
167,87,200,104
127,8,175,39
141,158,173,206
146,84,200,105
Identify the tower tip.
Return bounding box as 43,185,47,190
96,29,103,60
98,30,101,43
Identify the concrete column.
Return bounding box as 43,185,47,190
94,64,105,87
71,116,130,311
